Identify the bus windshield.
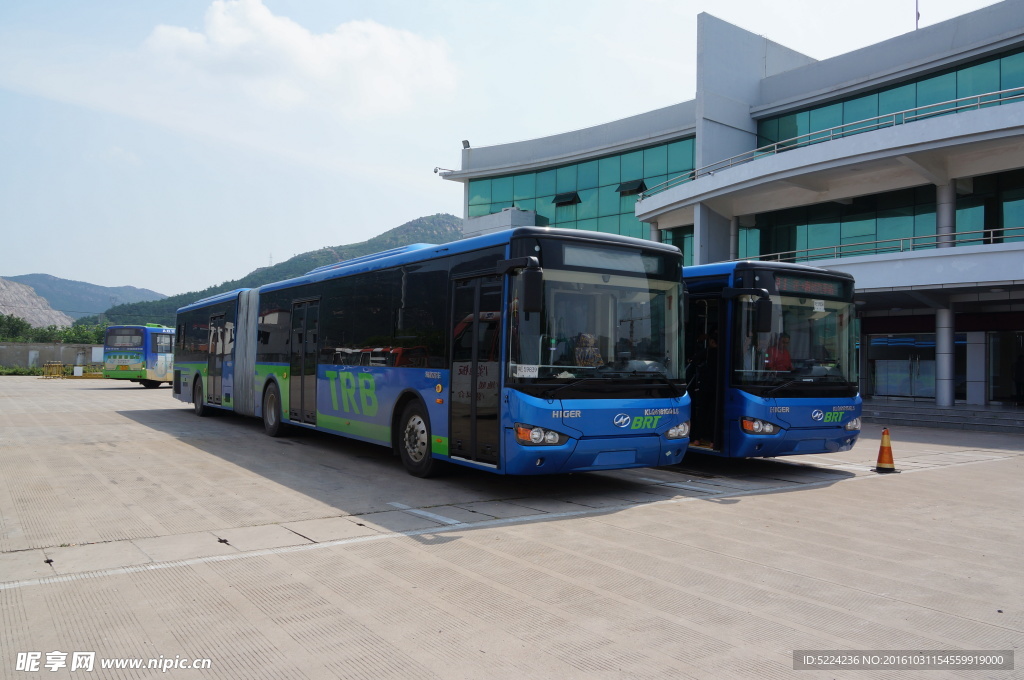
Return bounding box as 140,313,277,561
732,293,858,397
508,267,683,385
106,328,144,349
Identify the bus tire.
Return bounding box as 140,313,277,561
193,379,209,417
141,380,161,389
397,401,440,478
262,383,288,437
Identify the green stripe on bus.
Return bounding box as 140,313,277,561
432,436,449,457
316,413,390,445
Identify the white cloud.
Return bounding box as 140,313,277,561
143,0,455,119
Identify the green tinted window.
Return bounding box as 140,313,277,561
491,176,513,203
620,213,644,238
777,111,810,146
843,94,878,129
809,104,842,141
917,72,957,115
577,188,599,220
958,61,999,107
620,151,644,181
877,207,915,242
958,61,1000,99
598,215,619,234
807,206,840,253
554,202,577,223
515,198,536,213
1003,52,1024,91
469,179,491,205
536,170,556,196
513,173,535,201
643,146,667,177
534,195,556,222
667,138,695,173
468,203,491,218
598,184,620,217
556,165,576,193
758,118,779,147
914,204,936,238
879,83,915,114
598,156,620,186
1003,187,1024,242
577,161,599,189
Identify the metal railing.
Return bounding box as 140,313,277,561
736,224,1024,264
641,86,1024,200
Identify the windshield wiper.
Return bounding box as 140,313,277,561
543,371,683,399
543,377,604,399
765,377,813,397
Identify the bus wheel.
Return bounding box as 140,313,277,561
141,380,160,389
262,383,287,437
193,379,209,417
398,401,439,478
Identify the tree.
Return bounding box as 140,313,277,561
0,314,32,341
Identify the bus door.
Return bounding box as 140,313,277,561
208,315,226,404
686,297,722,448
289,299,320,424
449,276,502,466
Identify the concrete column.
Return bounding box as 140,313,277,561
693,203,731,265
935,307,955,407
729,218,739,260
648,221,661,243
937,182,955,248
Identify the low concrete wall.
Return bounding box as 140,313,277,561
0,344,103,368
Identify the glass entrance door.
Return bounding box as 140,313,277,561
869,334,936,398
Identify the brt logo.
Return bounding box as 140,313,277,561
324,371,378,416
613,413,663,430
812,409,844,423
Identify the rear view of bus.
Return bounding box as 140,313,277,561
685,262,861,458
103,324,175,388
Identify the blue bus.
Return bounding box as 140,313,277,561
682,261,861,457
103,324,175,387
173,227,690,476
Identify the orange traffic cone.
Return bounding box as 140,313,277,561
874,428,899,473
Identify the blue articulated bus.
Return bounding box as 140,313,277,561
103,324,175,387
173,227,690,476
682,261,861,457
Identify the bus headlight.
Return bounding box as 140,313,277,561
515,423,569,446
845,417,862,431
741,418,778,435
665,422,690,439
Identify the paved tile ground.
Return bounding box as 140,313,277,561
1,377,1021,678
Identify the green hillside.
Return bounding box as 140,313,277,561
83,213,463,327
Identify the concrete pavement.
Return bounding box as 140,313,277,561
1,377,1021,678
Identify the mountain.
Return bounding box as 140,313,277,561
3,274,166,320
0,278,76,327
92,213,464,327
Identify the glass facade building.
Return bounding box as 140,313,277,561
448,4,1024,407
467,138,694,240
757,49,1024,149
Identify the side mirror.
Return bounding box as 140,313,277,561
754,297,773,333
522,268,543,314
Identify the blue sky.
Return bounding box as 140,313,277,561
0,0,999,297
